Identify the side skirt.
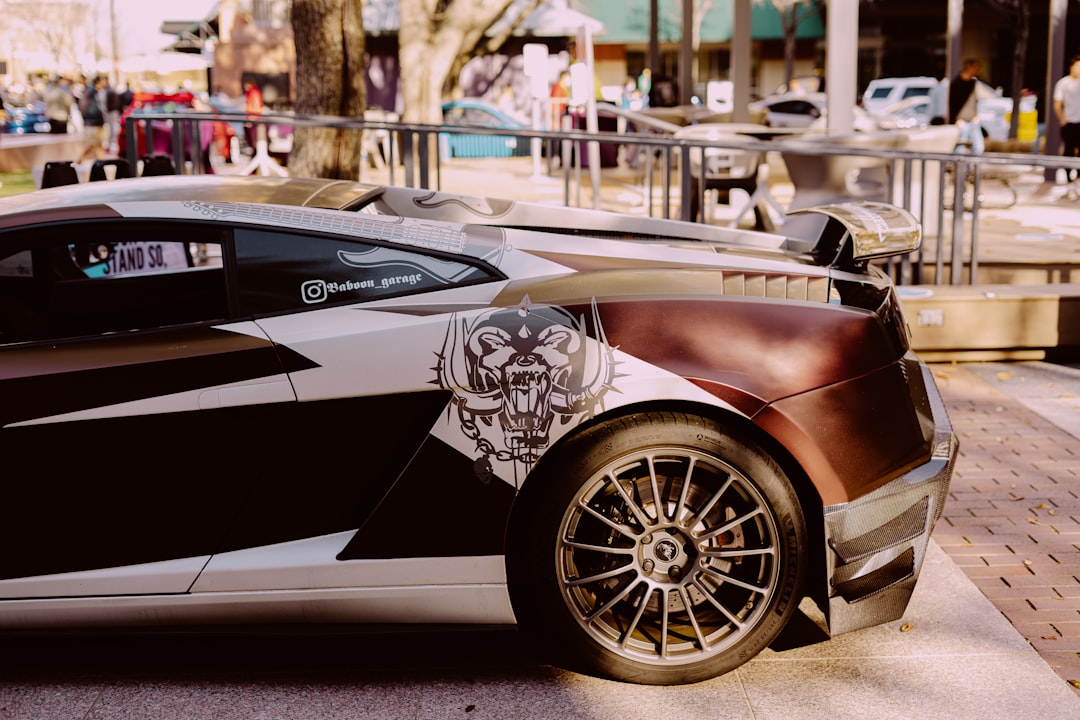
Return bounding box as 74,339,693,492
0,583,517,629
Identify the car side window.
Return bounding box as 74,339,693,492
233,227,497,315
0,221,228,344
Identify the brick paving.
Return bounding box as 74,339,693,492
931,363,1080,694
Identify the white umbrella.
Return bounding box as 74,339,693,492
501,0,605,37
118,52,209,75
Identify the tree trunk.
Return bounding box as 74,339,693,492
783,8,797,89
398,0,457,126
1008,10,1029,140
398,0,519,125
397,0,518,176
289,0,366,180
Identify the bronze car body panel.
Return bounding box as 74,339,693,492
577,297,924,505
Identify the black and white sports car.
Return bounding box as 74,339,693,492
0,175,956,685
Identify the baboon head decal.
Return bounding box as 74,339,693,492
437,298,615,477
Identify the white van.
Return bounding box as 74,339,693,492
861,77,938,114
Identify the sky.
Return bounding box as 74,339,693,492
112,0,219,56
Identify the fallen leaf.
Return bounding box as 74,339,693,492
1023,559,1033,567
1069,679,1080,690
900,623,914,633
1042,635,1059,640
996,372,1013,380
1029,517,1042,525
1050,509,1057,516
1035,502,1050,509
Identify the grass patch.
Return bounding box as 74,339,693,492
0,171,36,197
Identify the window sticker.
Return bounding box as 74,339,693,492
75,242,191,278
337,246,479,284
436,297,617,483
298,246,483,305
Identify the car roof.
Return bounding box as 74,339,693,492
865,76,937,89
0,175,383,221
750,91,826,109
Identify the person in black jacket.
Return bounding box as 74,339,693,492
948,58,985,153
78,76,108,162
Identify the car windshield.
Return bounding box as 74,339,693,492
901,87,931,99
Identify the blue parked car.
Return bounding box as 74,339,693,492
1,102,51,134
441,99,530,159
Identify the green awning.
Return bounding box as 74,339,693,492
575,0,824,44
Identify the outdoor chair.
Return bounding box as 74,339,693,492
362,108,399,169
674,124,786,230
780,131,907,210
139,155,177,176
40,161,79,189
89,157,133,182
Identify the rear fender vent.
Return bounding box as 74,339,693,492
720,272,831,302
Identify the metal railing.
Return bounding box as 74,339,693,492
123,109,1080,286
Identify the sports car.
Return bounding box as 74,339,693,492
0,175,956,685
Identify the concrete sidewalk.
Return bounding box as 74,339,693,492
932,361,1080,695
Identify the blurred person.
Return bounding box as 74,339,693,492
243,78,264,149
69,76,87,133
191,93,217,174
44,77,72,134
1053,55,1080,196
245,79,264,115
620,76,643,111
101,77,121,154
638,68,652,106
77,76,108,163
117,83,134,114
549,71,570,129
949,58,985,154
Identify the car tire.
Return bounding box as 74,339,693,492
507,411,807,685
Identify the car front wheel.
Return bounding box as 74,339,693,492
507,412,807,685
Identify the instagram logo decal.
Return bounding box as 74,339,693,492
300,278,380,304
301,280,329,304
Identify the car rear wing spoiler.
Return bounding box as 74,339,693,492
789,201,922,269
366,186,921,270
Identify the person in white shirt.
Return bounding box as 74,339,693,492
1053,55,1080,194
